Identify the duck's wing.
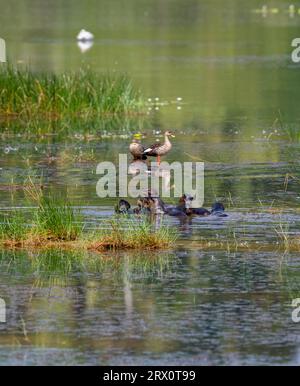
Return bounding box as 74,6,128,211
143,142,161,156
192,207,211,216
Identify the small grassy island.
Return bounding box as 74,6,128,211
0,182,177,252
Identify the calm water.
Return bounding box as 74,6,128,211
1,0,300,365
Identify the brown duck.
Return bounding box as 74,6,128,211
143,130,175,164
129,133,147,160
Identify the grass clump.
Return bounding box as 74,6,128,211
0,65,144,120
0,211,28,242
90,218,177,251
35,196,83,241
0,180,177,251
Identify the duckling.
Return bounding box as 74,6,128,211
182,195,210,216
181,195,227,217
115,198,152,215
143,130,175,165
146,197,166,215
147,195,187,217
129,133,147,161
114,199,132,214
210,202,227,217
135,198,152,215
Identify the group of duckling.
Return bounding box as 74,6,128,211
115,194,227,218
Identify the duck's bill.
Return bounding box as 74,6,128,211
170,134,176,138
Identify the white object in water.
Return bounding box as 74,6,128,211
77,29,94,41
0,38,5,62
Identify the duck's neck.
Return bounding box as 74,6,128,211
164,134,171,146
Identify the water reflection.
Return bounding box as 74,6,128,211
0,248,300,365
77,39,94,53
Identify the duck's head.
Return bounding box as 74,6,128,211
132,133,143,142
137,197,152,209
118,199,131,212
181,194,194,209
165,130,175,138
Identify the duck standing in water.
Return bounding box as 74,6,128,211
129,133,147,161
143,130,175,165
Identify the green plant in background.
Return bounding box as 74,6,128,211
0,65,144,118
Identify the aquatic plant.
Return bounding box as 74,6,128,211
0,179,177,251
0,210,28,242
0,66,144,117
283,125,300,142
275,111,300,142
89,218,178,251
34,195,83,241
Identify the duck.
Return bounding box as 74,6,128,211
143,130,175,165
114,199,132,214
210,202,227,217
182,195,210,216
114,198,151,215
182,195,227,217
141,195,187,217
129,133,147,161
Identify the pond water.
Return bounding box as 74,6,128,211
1,0,300,365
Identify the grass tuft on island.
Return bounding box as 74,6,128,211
0,65,144,121
0,183,177,251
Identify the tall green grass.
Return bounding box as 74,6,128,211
0,66,144,119
0,181,177,251
91,218,178,250
35,196,83,241
0,211,28,242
